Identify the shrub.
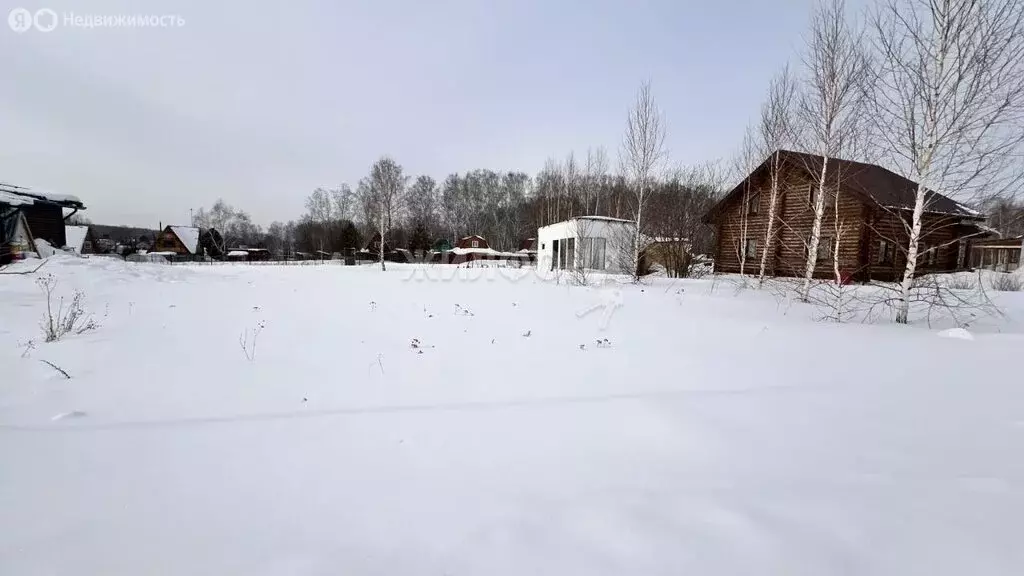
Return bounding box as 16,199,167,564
36,274,98,342
989,272,1023,292
945,274,977,290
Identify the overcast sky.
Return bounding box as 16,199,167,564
1,0,818,228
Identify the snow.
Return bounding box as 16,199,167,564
449,246,521,257
574,215,634,223
0,189,34,206
938,327,975,340
227,250,249,257
64,225,89,252
169,225,201,254
32,238,56,258
955,202,982,216
2,258,1024,575
0,182,82,206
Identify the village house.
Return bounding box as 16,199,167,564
537,216,635,275
153,225,223,260
704,150,988,282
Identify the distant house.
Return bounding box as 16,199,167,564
64,225,97,254
537,216,636,275
703,150,988,281
456,235,488,250
153,225,222,259
518,237,538,262
1,182,86,256
363,232,392,255
245,248,271,261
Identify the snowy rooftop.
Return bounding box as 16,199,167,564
0,190,34,207
227,250,249,257
169,226,201,254
0,182,84,208
450,247,523,257
573,215,634,223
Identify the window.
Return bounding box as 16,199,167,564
919,243,937,267
805,235,833,261
747,192,760,215
580,237,607,270
744,238,757,259
1010,249,1021,265
808,184,835,210
566,238,575,269
551,239,560,271
471,240,479,248
878,240,893,264
818,236,833,262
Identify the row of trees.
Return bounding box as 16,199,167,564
191,142,722,273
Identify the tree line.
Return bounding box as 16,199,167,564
191,155,723,268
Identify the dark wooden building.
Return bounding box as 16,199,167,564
153,225,223,259
455,235,489,250
704,150,987,282
1,183,86,253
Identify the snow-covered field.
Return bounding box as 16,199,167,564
2,257,1023,575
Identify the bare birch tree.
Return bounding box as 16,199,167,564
868,0,1024,323
620,81,667,281
797,0,869,300
730,128,761,277
368,156,408,271
756,65,798,286
584,147,610,214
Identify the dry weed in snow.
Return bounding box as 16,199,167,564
36,274,98,343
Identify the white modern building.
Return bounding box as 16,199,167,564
536,216,636,276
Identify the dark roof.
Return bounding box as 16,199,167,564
707,150,983,221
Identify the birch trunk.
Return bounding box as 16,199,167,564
758,152,782,286
895,184,926,323
801,157,829,300
632,198,643,280
378,203,386,272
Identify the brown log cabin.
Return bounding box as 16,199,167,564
704,150,988,282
